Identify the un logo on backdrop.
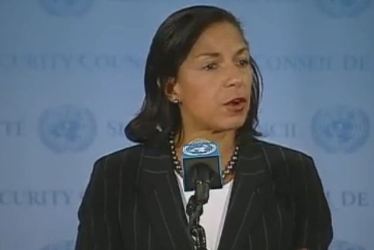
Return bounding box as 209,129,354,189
315,0,371,18
38,105,97,153
311,106,370,153
40,240,74,250
39,0,94,17
330,240,365,250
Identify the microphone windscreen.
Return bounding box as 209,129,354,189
182,139,223,191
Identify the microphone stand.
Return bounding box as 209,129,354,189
186,167,211,250
186,196,206,250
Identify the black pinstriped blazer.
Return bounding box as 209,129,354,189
75,134,333,250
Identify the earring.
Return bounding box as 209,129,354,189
172,98,180,104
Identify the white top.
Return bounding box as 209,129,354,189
176,173,233,250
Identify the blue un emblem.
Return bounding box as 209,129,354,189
311,106,370,153
183,140,217,157
40,240,74,250
315,0,371,18
38,105,97,153
330,240,365,250
39,0,94,17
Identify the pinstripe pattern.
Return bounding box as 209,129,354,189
231,192,255,250
248,232,253,249
299,153,310,246
276,203,283,250
133,195,138,250
133,146,145,250
262,215,269,250
75,137,333,250
261,144,273,175
153,189,176,249
279,147,290,176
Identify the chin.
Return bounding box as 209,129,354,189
214,118,247,132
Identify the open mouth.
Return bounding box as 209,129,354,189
224,97,247,112
224,97,247,106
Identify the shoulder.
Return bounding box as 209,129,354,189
91,144,145,177
95,144,144,165
246,139,333,246
243,137,321,186
250,138,325,192
250,137,313,164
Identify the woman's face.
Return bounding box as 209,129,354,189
169,21,252,134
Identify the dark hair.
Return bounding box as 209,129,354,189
125,5,263,143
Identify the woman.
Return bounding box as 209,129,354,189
75,5,333,250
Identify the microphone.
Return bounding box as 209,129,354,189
182,139,223,193
182,139,222,250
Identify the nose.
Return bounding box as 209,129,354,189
223,64,243,88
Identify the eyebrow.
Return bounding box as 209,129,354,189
194,47,249,58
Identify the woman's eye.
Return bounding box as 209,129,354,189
202,63,218,71
238,58,250,67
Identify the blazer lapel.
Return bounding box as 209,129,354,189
139,141,193,250
218,139,273,250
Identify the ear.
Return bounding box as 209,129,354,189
164,77,181,103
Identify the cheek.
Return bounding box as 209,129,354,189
184,90,216,109
180,78,217,101
247,75,254,92
181,88,220,117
